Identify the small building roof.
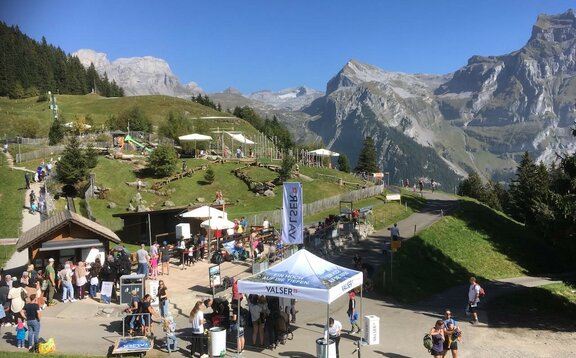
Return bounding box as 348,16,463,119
17,210,121,252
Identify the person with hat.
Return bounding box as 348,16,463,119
45,259,57,306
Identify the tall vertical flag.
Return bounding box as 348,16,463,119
282,182,303,244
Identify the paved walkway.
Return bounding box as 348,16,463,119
2,191,575,357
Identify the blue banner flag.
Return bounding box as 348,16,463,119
282,182,303,245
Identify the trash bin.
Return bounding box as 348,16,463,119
119,274,145,305
209,327,227,357
364,315,380,345
316,337,336,358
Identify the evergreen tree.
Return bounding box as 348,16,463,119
355,136,379,173
147,145,178,177
458,172,485,199
278,156,296,182
84,143,99,169
337,154,350,173
508,152,550,225
56,136,88,185
204,167,215,184
48,120,65,145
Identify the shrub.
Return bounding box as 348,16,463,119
204,167,215,184
147,145,178,178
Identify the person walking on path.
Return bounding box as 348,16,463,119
20,293,41,350
45,258,57,306
327,317,342,358
347,290,361,334
136,244,150,277
467,277,481,324
390,223,400,241
429,319,445,358
442,309,461,358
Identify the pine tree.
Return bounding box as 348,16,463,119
337,154,350,173
204,167,215,184
355,136,379,173
48,120,64,145
56,136,88,185
278,156,295,182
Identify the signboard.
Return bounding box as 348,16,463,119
282,182,303,245
101,281,114,301
148,280,159,306
209,265,221,288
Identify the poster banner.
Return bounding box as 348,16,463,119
282,182,303,245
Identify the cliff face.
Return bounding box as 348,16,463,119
304,10,576,186
74,49,202,97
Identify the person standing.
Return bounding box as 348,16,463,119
24,172,31,190
45,258,57,306
15,318,26,348
390,223,400,241
189,301,207,357
442,310,462,358
327,317,342,358
467,277,481,324
429,319,445,358
347,290,361,334
160,242,170,276
89,258,101,299
58,263,75,303
158,280,169,318
136,244,150,277
75,261,87,299
21,294,41,350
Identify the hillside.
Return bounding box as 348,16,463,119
386,198,574,302
0,94,240,138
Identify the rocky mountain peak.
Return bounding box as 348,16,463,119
222,87,243,95
73,49,202,97
530,9,576,44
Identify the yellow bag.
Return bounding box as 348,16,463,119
38,338,56,355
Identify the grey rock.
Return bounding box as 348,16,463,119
196,197,205,203
263,189,275,197
107,202,117,209
136,204,150,212
128,203,135,212
163,201,175,207
132,192,142,203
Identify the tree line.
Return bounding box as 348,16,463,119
0,22,123,98
459,150,576,245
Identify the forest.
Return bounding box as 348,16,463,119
0,22,123,99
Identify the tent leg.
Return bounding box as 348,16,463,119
326,304,330,358
235,296,241,357
359,286,363,357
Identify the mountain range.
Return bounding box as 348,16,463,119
74,9,576,188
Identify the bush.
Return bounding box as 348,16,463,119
147,145,178,177
204,167,215,184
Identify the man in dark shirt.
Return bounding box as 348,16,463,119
21,294,42,349
139,294,160,336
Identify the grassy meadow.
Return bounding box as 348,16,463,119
380,198,574,302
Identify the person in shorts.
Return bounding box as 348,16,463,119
467,277,480,324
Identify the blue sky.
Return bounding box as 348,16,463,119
1,1,574,94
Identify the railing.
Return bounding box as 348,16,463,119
239,184,385,227
15,146,65,164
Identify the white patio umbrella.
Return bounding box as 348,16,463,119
178,133,213,142
180,205,226,220
178,133,213,157
309,148,340,157
200,217,235,230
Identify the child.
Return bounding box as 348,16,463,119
150,254,159,280
163,315,177,353
16,318,27,348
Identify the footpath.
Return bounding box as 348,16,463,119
1,189,575,357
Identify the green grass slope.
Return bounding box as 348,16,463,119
384,198,573,302
0,94,238,137
84,157,371,233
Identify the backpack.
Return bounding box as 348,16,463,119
423,334,433,351
20,288,28,301
478,285,486,298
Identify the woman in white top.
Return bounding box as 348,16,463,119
189,301,206,357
